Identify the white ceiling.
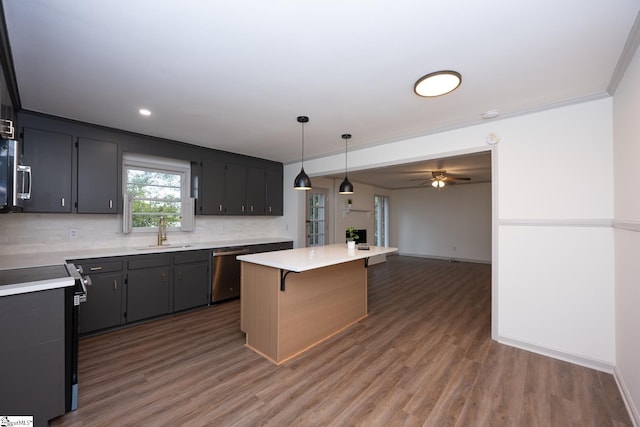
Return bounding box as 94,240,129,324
3,1,639,188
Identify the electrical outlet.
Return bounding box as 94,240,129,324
69,229,78,239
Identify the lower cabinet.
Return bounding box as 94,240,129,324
73,258,125,334
126,254,171,323
72,244,291,335
0,288,66,424
173,250,210,312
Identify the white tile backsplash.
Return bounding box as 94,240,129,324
0,213,279,255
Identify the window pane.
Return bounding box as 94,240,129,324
126,166,183,229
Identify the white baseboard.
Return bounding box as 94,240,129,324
398,252,491,265
497,335,615,373
614,366,640,427
499,336,638,426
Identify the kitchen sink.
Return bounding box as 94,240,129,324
135,244,191,250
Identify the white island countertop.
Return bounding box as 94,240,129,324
237,244,398,272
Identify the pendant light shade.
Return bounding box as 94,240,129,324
339,133,354,194
294,116,312,190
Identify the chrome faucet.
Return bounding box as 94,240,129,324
157,216,167,246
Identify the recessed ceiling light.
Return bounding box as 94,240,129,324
414,70,462,97
139,108,151,116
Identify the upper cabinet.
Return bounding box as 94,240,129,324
224,162,249,215
246,166,266,215
266,167,283,216
194,159,225,215
194,157,283,216
21,127,73,213
21,127,119,214
77,138,119,213
17,111,283,216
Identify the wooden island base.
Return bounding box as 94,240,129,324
241,259,367,364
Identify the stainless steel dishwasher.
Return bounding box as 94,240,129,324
211,247,248,302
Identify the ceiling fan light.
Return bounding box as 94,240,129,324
339,176,354,194
432,179,445,188
414,71,462,97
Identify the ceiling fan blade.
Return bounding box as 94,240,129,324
446,176,471,181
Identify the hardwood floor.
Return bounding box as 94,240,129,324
53,256,632,426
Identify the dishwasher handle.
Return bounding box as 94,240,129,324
213,248,249,257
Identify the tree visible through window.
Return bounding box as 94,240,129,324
123,153,191,231
126,168,182,228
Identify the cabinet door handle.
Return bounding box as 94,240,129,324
268,206,272,213
241,205,245,212
109,199,113,209
250,205,254,212
61,197,65,207
161,273,167,282
113,279,118,290
90,266,103,271
219,204,223,212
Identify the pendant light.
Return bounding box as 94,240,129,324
339,133,354,194
293,116,312,190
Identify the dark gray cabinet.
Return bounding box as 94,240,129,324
126,254,171,323
21,127,73,213
0,288,66,425
68,244,287,334
74,258,125,334
77,138,118,213
224,163,248,215
266,168,283,215
246,166,266,215
197,159,226,215
194,160,283,217
173,250,210,311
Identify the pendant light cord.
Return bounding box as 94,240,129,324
301,121,305,168
344,137,348,176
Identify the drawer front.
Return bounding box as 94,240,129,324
173,249,211,265
72,258,123,274
128,254,171,270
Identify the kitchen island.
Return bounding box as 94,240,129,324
238,244,397,364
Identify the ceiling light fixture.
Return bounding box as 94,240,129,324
293,116,312,190
339,133,354,194
431,178,445,188
414,70,462,97
139,108,151,116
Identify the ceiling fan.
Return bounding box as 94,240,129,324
411,170,471,188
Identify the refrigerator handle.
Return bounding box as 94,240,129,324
17,164,31,200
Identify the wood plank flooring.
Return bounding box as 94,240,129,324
52,256,632,426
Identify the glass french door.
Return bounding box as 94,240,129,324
374,195,389,246
307,190,328,247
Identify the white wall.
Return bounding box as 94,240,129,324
495,100,615,370
393,182,491,262
284,97,616,372
612,38,640,423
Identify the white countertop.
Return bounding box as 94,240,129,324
0,276,75,297
0,237,293,270
237,244,398,272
